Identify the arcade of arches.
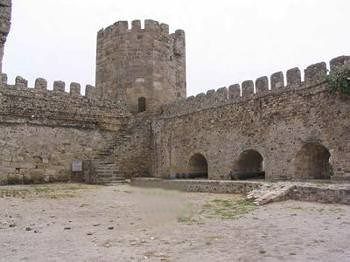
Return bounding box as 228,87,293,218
178,144,332,180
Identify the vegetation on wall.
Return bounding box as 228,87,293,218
327,67,350,95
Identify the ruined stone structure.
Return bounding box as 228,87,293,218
0,1,349,184
0,0,11,73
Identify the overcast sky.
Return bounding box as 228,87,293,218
3,0,350,96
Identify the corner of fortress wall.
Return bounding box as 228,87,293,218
160,55,350,118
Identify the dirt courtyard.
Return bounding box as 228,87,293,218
0,184,349,262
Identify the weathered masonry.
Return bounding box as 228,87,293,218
95,20,186,113
153,58,350,181
0,0,349,184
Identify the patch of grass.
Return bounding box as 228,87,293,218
177,203,201,224
177,215,199,224
288,206,305,211
200,198,256,220
176,197,256,223
0,183,98,199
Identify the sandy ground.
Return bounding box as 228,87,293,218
0,184,350,262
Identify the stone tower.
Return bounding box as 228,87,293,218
0,0,12,73
95,19,186,113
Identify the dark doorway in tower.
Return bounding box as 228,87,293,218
138,97,146,113
295,143,332,180
185,153,208,179
231,150,265,180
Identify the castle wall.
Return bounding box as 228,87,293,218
0,75,129,184
152,57,350,181
0,0,11,72
96,20,186,113
1,9,349,184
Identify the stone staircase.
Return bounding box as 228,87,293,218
91,116,148,185
92,123,132,185
92,159,126,185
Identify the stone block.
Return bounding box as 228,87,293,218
242,80,254,97
286,67,301,87
270,71,284,90
229,84,241,99
15,76,28,88
53,81,65,92
255,76,269,93
70,82,81,96
34,78,47,90
304,62,327,87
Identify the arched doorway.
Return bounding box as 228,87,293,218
231,150,265,180
138,97,146,112
295,143,331,179
187,153,208,179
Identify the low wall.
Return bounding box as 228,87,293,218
290,184,350,205
131,178,264,193
131,178,350,205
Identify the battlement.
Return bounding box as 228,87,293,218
0,74,129,130
0,74,104,100
161,55,350,117
97,19,184,41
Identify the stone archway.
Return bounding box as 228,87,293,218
186,153,208,179
295,143,331,179
231,150,265,180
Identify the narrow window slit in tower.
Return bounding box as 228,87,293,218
138,97,146,112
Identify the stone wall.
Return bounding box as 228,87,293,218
152,56,350,181
96,20,186,113
0,75,129,184
0,0,11,72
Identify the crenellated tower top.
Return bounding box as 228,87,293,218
95,19,186,114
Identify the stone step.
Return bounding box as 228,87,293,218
97,179,126,184
95,169,119,173
97,174,122,178
98,176,125,179
95,166,118,169
96,153,113,156
93,159,115,163
95,163,117,166
95,167,118,170
96,173,121,177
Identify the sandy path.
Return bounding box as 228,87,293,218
0,184,349,262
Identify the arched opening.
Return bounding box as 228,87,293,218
185,153,208,179
138,97,146,113
231,150,265,180
295,143,331,179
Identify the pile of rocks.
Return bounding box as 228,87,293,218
247,182,296,205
